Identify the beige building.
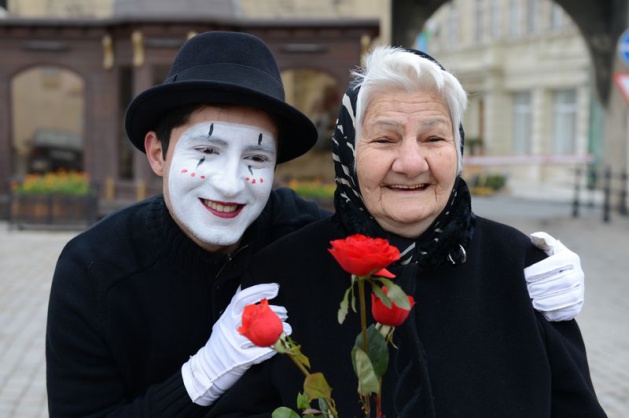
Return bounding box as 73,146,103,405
6,0,112,17
5,0,389,38
426,0,598,199
238,0,390,41
7,0,597,198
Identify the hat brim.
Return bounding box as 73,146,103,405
125,81,318,164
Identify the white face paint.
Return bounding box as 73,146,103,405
168,121,277,249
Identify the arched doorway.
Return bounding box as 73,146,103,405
11,66,85,176
276,68,341,183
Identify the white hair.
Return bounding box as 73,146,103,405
351,46,468,173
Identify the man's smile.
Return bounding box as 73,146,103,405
201,199,244,218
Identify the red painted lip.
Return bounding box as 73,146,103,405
200,199,244,219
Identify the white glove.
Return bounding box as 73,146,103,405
524,232,584,322
181,283,291,406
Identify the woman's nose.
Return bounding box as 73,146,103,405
391,140,428,176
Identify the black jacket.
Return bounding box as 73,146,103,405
210,215,606,418
45,189,329,417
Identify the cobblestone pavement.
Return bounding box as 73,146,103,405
0,195,627,417
473,196,629,418
0,225,74,418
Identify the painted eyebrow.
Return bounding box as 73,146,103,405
191,136,275,153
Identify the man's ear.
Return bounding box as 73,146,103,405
145,131,165,176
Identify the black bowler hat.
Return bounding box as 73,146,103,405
125,31,318,163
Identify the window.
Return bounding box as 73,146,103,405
509,0,521,38
475,0,485,43
550,3,564,30
526,0,538,34
553,89,577,154
490,0,501,39
448,2,458,46
513,91,532,155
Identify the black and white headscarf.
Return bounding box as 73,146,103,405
331,56,475,268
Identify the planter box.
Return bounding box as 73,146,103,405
9,193,98,230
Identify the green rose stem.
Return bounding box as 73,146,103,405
274,337,339,418
357,278,373,417
358,276,387,418
291,355,338,418
328,234,403,418
287,351,309,376
358,278,369,351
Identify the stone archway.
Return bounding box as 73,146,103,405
11,66,85,176
390,0,624,107
389,0,628,195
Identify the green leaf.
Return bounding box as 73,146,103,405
304,372,333,400
272,406,301,418
296,392,310,409
370,283,392,308
354,325,389,377
352,346,381,396
338,285,351,324
350,279,357,313
377,278,410,310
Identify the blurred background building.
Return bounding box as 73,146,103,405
1,0,628,220
424,0,597,199
0,0,381,217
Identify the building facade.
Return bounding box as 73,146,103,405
425,0,598,198
1,0,382,216
4,0,600,205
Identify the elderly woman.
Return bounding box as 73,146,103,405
208,47,606,417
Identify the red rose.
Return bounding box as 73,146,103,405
328,234,400,277
371,288,416,327
238,298,284,347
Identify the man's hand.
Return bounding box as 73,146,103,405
182,283,291,406
524,232,584,322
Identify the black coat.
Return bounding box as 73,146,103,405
210,215,606,418
45,190,328,417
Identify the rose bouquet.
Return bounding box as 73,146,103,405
239,234,415,418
